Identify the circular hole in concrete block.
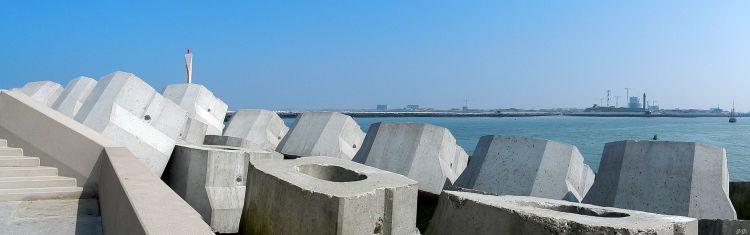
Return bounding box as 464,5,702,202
548,205,629,218
236,176,243,182
297,164,367,182
144,115,151,121
352,144,357,148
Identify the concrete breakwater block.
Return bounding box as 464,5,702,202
276,112,365,160
74,71,189,176
353,122,470,194
583,140,737,219
180,117,208,145
454,135,595,202
223,109,288,151
14,81,63,106
162,144,281,233
163,83,228,136
425,190,698,235
51,76,97,117
240,156,420,235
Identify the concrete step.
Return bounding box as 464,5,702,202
0,157,39,167
0,187,82,201
0,139,6,148
0,167,58,177
0,176,77,189
0,148,23,157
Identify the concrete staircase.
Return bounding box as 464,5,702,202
0,138,102,234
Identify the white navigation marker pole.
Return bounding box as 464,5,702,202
185,49,193,83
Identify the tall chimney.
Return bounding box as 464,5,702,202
643,93,647,110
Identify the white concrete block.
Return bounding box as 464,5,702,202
583,140,737,219
163,84,228,136
353,122,469,194
426,190,698,235
162,144,281,233
240,156,419,235
52,76,97,117
75,71,189,176
223,109,288,151
454,135,595,202
15,81,63,106
276,112,364,160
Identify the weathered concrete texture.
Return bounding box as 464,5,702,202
0,199,102,235
162,144,281,233
52,76,98,117
179,116,208,145
699,219,750,235
204,135,256,149
583,140,737,219
276,112,365,160
454,135,595,202
163,83,228,136
74,71,189,176
730,182,750,220
240,156,419,235
15,81,63,106
353,122,470,194
426,190,698,235
223,109,288,151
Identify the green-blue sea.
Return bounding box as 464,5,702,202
283,116,750,180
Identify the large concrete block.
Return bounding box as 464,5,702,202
163,84,228,136
162,144,281,233
223,109,288,151
583,140,737,219
52,76,97,117
426,190,698,235
699,219,750,235
179,116,208,145
454,135,595,202
74,71,189,176
15,81,63,106
353,122,469,194
240,156,419,235
276,112,364,160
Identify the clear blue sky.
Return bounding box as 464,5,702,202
1,1,748,110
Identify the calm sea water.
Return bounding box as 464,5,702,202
283,116,750,180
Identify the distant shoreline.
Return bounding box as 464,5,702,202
266,111,743,119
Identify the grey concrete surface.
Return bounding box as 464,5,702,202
426,190,698,235
163,83,228,136
162,144,281,233
203,135,264,150
583,140,737,219
74,71,189,176
454,135,595,202
14,81,63,107
0,199,102,235
223,109,288,151
100,147,214,234
52,76,98,117
699,219,750,235
179,116,208,145
276,112,365,160
240,156,419,235
353,122,469,194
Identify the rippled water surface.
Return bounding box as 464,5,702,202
283,116,750,180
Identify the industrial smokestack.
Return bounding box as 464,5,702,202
643,93,647,110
